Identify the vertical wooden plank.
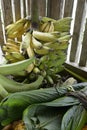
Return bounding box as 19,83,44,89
3,0,13,26
38,0,46,17
14,0,21,21
0,13,4,44
79,20,87,66
69,0,85,62
26,0,31,16
47,0,63,19
64,0,74,17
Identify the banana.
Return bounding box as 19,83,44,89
0,57,35,75
48,21,54,32
26,63,34,73
4,52,19,63
6,18,31,38
53,17,72,32
33,67,41,74
34,46,53,55
22,32,35,58
40,22,49,32
33,31,57,42
43,22,51,32
10,52,25,60
44,41,68,50
31,36,43,49
0,74,44,92
22,32,35,72
58,34,72,42
2,45,19,53
41,16,56,23
6,42,20,50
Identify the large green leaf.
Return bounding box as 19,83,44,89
61,105,78,130
23,104,63,130
71,105,87,130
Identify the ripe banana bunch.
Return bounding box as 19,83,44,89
2,39,25,63
5,18,31,38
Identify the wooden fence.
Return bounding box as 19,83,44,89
0,0,87,80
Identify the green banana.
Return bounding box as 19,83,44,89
0,74,44,92
44,41,68,50
34,46,53,55
0,57,35,75
53,17,72,32
58,34,72,42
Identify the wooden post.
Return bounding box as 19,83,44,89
31,0,39,30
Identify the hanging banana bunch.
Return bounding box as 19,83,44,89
1,16,72,84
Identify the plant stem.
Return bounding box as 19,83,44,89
31,0,39,30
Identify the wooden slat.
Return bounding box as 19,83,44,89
65,62,87,81
0,16,4,44
22,0,26,17
38,0,46,17
79,20,87,66
26,0,31,16
64,0,74,17
47,0,63,19
14,0,21,21
69,0,85,62
3,0,13,26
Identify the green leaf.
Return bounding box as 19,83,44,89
23,104,63,130
61,105,78,130
71,105,87,130
44,96,79,107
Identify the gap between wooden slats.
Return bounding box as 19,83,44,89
47,0,64,19
69,0,86,62
79,19,87,66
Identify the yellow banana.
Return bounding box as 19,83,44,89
22,32,35,73
22,32,35,58
33,31,57,42
48,22,54,32
31,36,43,49
2,45,19,53
6,18,31,38
43,22,51,32
26,63,34,73
10,52,25,60
40,22,48,32
6,42,20,50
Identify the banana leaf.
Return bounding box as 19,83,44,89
0,82,87,126
23,104,64,130
23,94,80,130
71,105,87,130
61,104,87,130
61,105,79,130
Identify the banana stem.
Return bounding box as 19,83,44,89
31,0,39,30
